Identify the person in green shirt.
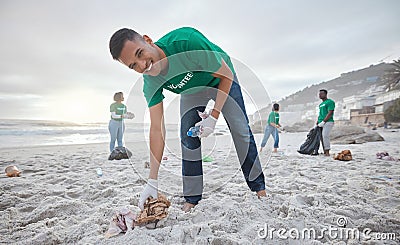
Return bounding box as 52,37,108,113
316,89,335,156
109,27,266,212
260,103,281,153
109,92,134,152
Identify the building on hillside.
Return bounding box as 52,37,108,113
335,101,347,121
339,95,376,120
346,90,400,126
374,90,400,113
279,111,302,126
301,109,317,121
350,106,384,125
286,103,305,112
300,101,320,120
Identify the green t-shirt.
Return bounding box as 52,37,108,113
268,111,280,125
110,102,127,121
318,99,335,123
143,27,236,107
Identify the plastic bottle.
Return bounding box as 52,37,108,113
187,126,201,137
96,167,103,177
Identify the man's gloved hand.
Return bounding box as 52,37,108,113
317,121,326,127
197,110,209,119
195,115,217,138
138,179,158,210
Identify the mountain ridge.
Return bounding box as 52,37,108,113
251,62,399,126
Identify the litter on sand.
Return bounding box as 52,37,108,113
334,150,352,161
108,147,132,160
105,193,171,239
369,176,399,181
104,207,137,238
5,165,21,177
136,193,171,224
202,155,213,162
376,152,399,161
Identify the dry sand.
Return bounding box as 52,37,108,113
0,129,399,244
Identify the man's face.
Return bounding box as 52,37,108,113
118,36,163,76
319,91,327,99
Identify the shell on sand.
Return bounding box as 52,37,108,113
5,165,21,177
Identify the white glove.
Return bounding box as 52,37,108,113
317,121,326,127
197,110,209,119
138,179,158,210
195,115,217,138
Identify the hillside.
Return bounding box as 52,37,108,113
251,62,398,127
279,63,392,107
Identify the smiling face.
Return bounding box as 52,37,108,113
118,35,165,76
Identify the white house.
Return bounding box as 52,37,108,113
374,90,400,113
339,95,376,120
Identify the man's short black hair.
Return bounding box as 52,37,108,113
109,28,141,60
319,89,328,94
273,103,280,111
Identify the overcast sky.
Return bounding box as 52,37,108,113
0,0,399,123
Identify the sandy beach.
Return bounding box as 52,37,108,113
0,129,399,244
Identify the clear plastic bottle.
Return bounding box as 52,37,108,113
187,126,201,137
96,167,103,177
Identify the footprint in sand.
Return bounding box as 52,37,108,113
18,206,36,213
294,194,316,207
48,177,67,185
65,189,83,199
22,168,46,174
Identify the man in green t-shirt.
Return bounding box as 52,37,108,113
316,89,335,156
109,27,266,212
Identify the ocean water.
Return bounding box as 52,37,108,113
0,119,155,149
0,119,229,149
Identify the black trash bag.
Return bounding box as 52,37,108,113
108,146,133,160
298,127,322,155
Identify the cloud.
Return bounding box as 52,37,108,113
0,0,399,122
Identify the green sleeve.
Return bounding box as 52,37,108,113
143,76,165,108
267,112,275,124
110,103,116,112
327,100,335,111
144,86,165,108
187,30,223,74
